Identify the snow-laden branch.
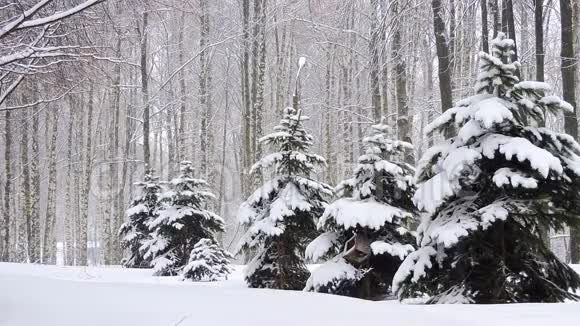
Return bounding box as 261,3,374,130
0,0,105,40
17,0,105,30
0,75,25,106
0,0,52,39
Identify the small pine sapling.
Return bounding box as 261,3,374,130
182,238,234,281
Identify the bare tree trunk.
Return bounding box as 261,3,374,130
19,107,31,262
42,108,59,264
481,0,490,53
506,0,519,76
273,10,288,117
250,0,266,177
449,0,456,72
111,35,123,264
29,100,40,263
370,0,382,123
392,1,412,163
491,0,500,38
177,12,187,165
79,84,95,266
241,0,252,197
520,1,530,79
2,109,12,261
65,104,75,265
535,0,545,82
432,0,454,138
140,4,150,167
199,0,214,183
324,46,335,185
560,0,579,263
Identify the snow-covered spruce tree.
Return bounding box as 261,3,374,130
393,33,580,304
236,107,333,290
182,238,234,281
142,161,225,276
118,168,161,268
304,120,417,299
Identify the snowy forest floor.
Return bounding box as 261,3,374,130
1,263,580,326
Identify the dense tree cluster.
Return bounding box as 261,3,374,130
1,0,580,306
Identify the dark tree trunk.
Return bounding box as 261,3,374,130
140,5,150,167
241,0,252,197
369,0,382,123
560,0,579,263
491,0,500,38
2,109,12,261
392,1,412,163
431,0,454,138
505,0,519,77
535,0,545,82
481,0,490,53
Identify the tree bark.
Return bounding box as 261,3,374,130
241,0,252,197
42,108,59,264
392,1,413,163
535,0,545,82
491,0,500,38
65,103,75,265
19,107,31,262
140,4,150,167
560,0,579,263
79,84,95,266
29,98,40,263
199,0,216,185
505,0,519,76
2,109,12,261
481,0,490,53
431,0,454,138
370,0,382,123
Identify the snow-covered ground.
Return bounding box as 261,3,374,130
1,263,580,326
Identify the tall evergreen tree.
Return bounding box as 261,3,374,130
393,34,580,304
305,121,417,299
142,161,224,276
236,107,333,290
118,168,160,268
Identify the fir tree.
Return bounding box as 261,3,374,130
236,107,333,290
142,161,225,276
304,120,417,299
393,33,580,303
182,238,234,281
118,168,160,268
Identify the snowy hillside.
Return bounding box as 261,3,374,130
1,263,579,326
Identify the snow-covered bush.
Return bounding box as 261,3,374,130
236,107,333,290
393,33,580,303
142,161,225,276
305,121,417,299
118,168,161,268
182,238,233,281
